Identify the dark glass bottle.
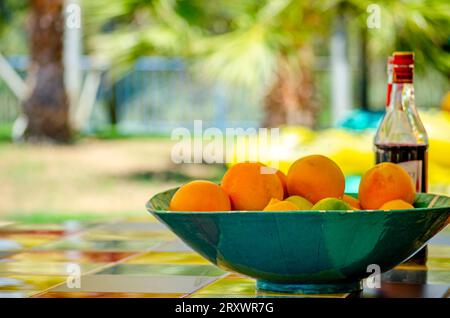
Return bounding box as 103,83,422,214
374,52,429,264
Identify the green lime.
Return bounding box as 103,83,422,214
312,198,352,211
285,195,313,210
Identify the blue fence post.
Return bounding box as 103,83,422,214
213,83,227,130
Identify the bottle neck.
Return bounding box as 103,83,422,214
388,82,416,111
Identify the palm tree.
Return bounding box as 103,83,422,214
83,0,450,128
22,0,71,142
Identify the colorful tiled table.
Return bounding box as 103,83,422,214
0,216,449,298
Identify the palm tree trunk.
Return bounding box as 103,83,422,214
263,46,317,128
359,25,369,110
22,0,71,143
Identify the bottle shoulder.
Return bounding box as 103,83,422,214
374,109,428,145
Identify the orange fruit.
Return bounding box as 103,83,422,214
276,170,288,198
343,194,361,210
358,162,415,210
221,162,284,210
263,198,298,211
286,155,345,204
169,180,231,211
379,199,414,210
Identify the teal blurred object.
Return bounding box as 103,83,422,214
338,110,384,131
344,176,361,194
147,190,450,294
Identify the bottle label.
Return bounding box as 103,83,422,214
398,160,422,192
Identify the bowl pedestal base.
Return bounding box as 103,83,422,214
256,280,363,295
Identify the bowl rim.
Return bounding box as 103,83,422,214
146,192,450,216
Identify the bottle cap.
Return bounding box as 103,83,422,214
392,52,414,83
393,66,413,83
393,52,414,65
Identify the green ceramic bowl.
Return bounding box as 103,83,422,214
146,190,450,294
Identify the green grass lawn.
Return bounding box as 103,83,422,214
0,123,13,142
0,137,226,221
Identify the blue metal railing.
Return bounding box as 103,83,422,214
1,56,447,133
88,57,264,133
0,56,264,133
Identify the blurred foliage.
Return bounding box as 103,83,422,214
0,123,13,142
0,0,28,54
84,0,450,91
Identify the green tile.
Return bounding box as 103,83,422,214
427,270,450,285
1,224,66,232
154,240,193,252
97,264,226,277
0,222,96,232
429,245,450,258
34,238,162,252
0,261,103,276
0,275,65,291
0,251,16,258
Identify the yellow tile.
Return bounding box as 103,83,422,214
0,261,103,276
193,277,256,295
126,216,158,222
427,258,450,270
192,276,350,298
226,272,250,279
0,234,59,248
428,245,450,258
126,251,210,265
0,222,16,227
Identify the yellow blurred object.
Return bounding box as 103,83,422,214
227,110,450,196
441,91,450,113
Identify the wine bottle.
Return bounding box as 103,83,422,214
374,52,429,264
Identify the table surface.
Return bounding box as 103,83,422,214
0,216,449,298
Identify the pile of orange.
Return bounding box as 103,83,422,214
168,155,416,212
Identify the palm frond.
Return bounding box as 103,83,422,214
85,0,450,85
